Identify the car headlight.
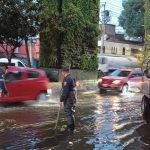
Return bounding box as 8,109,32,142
98,78,102,83
47,89,52,94
112,80,121,84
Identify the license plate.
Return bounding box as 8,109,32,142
102,84,108,87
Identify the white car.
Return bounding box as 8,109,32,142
0,58,26,67
98,55,140,74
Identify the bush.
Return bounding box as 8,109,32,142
80,54,98,71
39,0,100,69
41,68,59,82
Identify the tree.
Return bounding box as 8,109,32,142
144,0,150,56
0,0,40,66
119,0,144,39
40,0,100,70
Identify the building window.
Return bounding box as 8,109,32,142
111,47,113,54
111,47,117,54
122,47,125,55
113,47,115,54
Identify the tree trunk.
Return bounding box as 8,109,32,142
56,0,63,69
6,50,11,66
25,37,31,67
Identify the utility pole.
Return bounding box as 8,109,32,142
100,2,106,55
25,37,31,67
29,37,32,67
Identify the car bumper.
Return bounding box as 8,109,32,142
98,84,122,91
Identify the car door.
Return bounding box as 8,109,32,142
128,69,143,90
3,71,26,102
23,70,40,100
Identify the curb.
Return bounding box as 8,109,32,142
49,80,98,91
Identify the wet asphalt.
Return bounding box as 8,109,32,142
0,87,150,150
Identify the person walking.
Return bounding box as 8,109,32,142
60,66,77,133
0,65,8,97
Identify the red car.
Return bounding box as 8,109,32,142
98,68,143,93
0,66,50,103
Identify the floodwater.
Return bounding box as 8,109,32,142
0,88,150,150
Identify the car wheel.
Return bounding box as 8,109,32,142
37,92,47,101
99,89,106,94
141,96,150,123
121,84,128,93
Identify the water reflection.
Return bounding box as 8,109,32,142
0,89,149,149
86,91,146,150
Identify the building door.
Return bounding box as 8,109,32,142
122,47,125,55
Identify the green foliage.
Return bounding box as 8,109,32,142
39,11,60,67
145,0,150,29
40,0,100,70
41,67,59,82
80,53,98,71
144,0,150,55
119,0,144,38
0,0,40,62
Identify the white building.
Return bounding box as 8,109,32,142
98,24,144,61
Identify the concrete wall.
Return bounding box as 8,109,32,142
98,41,143,56
58,69,97,82
42,68,98,82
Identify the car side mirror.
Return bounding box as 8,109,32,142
130,74,135,78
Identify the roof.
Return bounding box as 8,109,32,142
119,67,141,71
106,35,144,45
7,66,45,76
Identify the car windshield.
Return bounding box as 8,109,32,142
110,70,131,77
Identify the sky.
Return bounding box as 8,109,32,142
100,0,124,33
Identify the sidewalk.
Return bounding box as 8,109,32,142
49,80,98,91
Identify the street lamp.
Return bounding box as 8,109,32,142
100,3,106,55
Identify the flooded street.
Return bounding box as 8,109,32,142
0,87,150,150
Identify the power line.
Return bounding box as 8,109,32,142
111,13,122,16
106,3,123,10
100,2,124,31
108,3,122,8
106,7,123,13
100,2,106,54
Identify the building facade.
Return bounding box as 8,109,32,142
0,37,40,67
98,24,144,61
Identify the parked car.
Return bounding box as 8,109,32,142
0,66,50,103
0,58,26,67
97,68,143,93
